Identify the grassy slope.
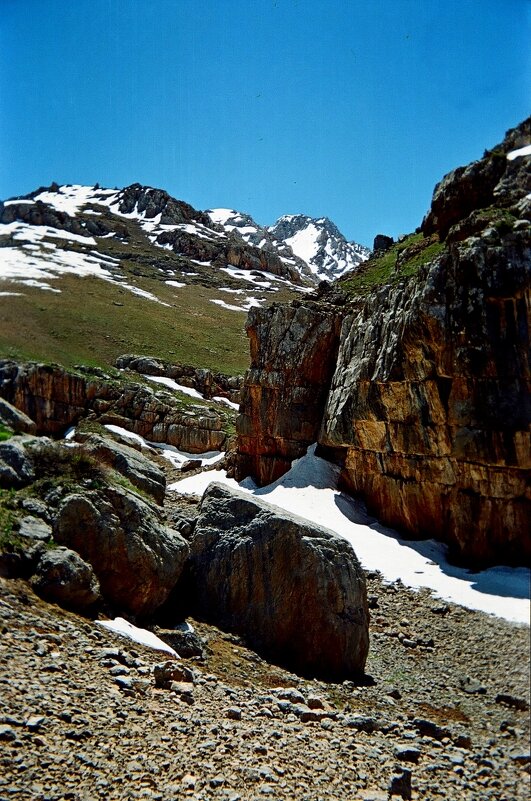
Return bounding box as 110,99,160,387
338,232,445,297
0,208,304,374
0,274,253,374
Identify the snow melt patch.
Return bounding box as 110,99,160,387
96,618,178,656
143,375,203,398
212,395,240,411
102,424,224,469
170,445,531,625
32,185,116,216
507,144,531,160
211,299,246,313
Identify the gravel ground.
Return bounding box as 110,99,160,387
0,568,529,801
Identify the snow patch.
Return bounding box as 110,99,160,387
507,144,531,160
96,618,178,656
143,375,203,399
169,445,530,625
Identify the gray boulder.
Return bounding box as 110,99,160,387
54,486,189,617
78,433,166,504
18,515,52,542
0,398,37,435
0,437,36,488
186,482,369,680
31,547,101,611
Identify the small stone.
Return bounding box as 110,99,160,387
344,715,377,733
306,695,325,709
209,775,225,788
226,707,242,721
274,687,305,704
495,693,529,711
154,660,193,689
0,725,16,741
181,774,196,790
459,676,486,695
388,769,412,799
115,676,134,691
453,733,472,750
510,751,530,765
25,716,45,732
395,746,420,763
109,665,130,676
170,682,194,704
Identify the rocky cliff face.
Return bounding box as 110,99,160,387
234,119,531,565
235,301,344,485
0,361,235,454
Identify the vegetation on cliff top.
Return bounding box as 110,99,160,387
338,232,445,297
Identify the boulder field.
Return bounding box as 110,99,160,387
0,428,369,680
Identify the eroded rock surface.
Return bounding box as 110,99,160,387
235,301,344,485
0,361,232,453
54,486,189,617
184,482,369,680
235,119,531,565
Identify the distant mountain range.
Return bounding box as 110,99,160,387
0,183,369,297
0,183,368,370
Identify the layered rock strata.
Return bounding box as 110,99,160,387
235,301,344,485
235,119,531,565
0,361,233,453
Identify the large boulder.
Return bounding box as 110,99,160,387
0,437,36,488
185,482,369,681
0,398,37,435
54,486,189,617
31,547,101,612
78,433,166,504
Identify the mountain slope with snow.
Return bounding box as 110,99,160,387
268,214,370,281
208,208,370,283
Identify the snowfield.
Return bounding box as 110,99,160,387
169,445,530,625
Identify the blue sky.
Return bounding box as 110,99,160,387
1,0,529,246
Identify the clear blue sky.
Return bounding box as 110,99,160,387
1,0,529,247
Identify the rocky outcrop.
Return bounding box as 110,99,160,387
54,486,189,617
235,119,531,565
115,354,243,405
78,433,166,504
421,117,530,240
183,483,369,680
234,301,344,485
0,361,232,453
0,437,37,488
0,398,37,435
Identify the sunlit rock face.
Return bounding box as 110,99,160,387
235,118,531,566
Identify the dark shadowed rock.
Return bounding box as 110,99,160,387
185,482,369,681
54,486,189,617
31,547,101,611
372,234,394,252
0,398,36,435
78,433,166,504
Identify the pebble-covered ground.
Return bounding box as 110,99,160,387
0,570,529,801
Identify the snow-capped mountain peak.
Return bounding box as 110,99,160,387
268,214,370,282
